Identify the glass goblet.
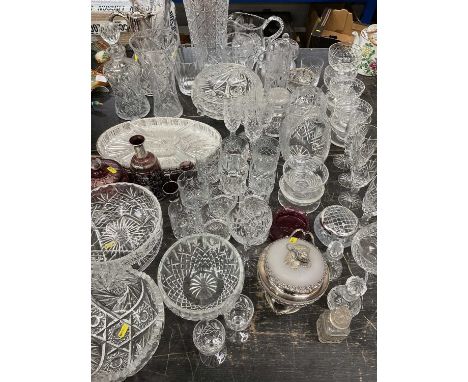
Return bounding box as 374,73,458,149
228,195,273,277
193,319,227,368
289,54,324,88
328,42,361,74
223,294,254,343
243,95,273,145
361,177,377,224
99,21,122,57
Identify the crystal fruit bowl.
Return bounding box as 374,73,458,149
91,265,165,382
91,183,163,271
157,233,245,321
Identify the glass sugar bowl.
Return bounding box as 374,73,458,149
257,229,329,315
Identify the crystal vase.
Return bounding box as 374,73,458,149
182,0,229,61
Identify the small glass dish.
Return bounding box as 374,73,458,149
91,183,163,271
91,265,165,381
157,233,244,321
351,222,377,275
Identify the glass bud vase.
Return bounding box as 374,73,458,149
129,135,165,200
103,45,150,120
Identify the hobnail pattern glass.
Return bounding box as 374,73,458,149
223,294,254,332
328,42,361,74
91,183,163,271
314,205,359,248
351,222,377,275
91,266,164,382
192,63,263,120
157,233,244,321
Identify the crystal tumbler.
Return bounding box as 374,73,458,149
219,152,249,196
175,44,202,96
168,198,203,239
177,170,210,210
251,136,280,173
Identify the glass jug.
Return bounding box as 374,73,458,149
227,12,284,53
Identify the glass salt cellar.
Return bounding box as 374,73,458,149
103,46,150,121
91,156,128,189
327,276,367,317
316,305,352,343
129,135,164,199
193,319,227,367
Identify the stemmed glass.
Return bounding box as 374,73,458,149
338,124,377,209
99,21,122,57
223,96,244,137
243,95,273,146
223,294,254,343
228,195,273,277
361,177,377,224
193,319,227,367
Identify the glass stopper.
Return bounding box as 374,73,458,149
345,276,367,297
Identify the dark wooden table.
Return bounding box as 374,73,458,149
91,49,377,382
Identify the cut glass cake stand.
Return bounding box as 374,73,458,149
91,265,165,382
157,233,245,321
91,183,163,271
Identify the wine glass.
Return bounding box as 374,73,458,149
223,294,254,343
361,177,377,224
243,95,273,146
193,319,227,367
228,195,272,277
99,21,122,57
223,96,244,137
338,124,377,209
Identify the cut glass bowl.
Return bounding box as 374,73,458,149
91,265,165,382
328,42,361,74
157,233,245,321
351,222,377,275
192,63,263,120
91,183,163,271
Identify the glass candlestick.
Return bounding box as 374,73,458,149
316,305,352,343
223,294,254,343
193,319,227,368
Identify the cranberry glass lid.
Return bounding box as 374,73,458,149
269,208,309,241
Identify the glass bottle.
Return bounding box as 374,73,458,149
327,276,368,317
316,305,352,343
129,135,164,199
91,156,128,189
103,45,151,120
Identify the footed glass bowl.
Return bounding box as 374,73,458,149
91,183,163,271
91,265,165,382
351,222,377,275
157,233,245,321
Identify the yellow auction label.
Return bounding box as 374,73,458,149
103,241,116,250
118,323,129,339
289,237,298,244
107,166,117,174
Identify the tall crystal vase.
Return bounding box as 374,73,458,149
182,0,229,61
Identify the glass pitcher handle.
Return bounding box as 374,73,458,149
263,16,284,45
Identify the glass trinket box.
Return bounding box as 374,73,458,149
257,229,329,315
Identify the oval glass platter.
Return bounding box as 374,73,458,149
192,63,263,120
96,117,222,169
